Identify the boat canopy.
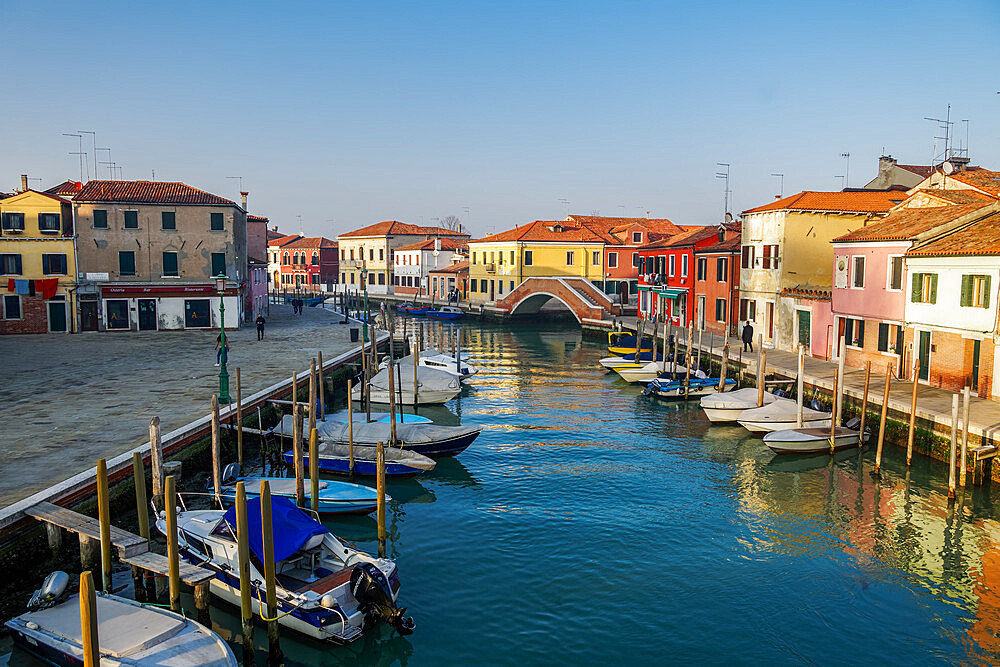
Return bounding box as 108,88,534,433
222,496,327,564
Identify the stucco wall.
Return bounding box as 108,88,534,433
831,241,909,322
904,256,1000,334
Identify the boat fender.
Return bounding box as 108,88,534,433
27,571,70,611
349,563,415,636
845,417,861,431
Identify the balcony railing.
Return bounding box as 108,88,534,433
484,263,496,274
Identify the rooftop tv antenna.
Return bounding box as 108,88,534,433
840,153,850,188
715,163,731,217
78,131,96,180
770,173,784,199
62,133,85,182
226,176,244,193
924,105,955,164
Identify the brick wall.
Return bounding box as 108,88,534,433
900,328,995,399
0,295,49,334
842,319,903,378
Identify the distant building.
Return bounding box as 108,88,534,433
864,156,935,190
1,178,77,334
694,229,741,337
246,210,270,317
276,236,338,293
72,180,246,331
428,260,469,301
267,231,301,292
393,237,467,297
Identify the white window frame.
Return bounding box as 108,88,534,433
886,254,904,292
631,252,639,267
851,255,865,289
668,255,676,277
682,254,689,278
592,250,601,266
2,294,22,320
566,251,574,266
632,231,642,243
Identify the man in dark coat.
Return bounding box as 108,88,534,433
742,320,754,352
255,313,266,340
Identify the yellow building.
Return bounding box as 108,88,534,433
467,220,610,303
337,220,469,294
0,187,77,333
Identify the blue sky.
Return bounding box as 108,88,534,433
2,1,999,238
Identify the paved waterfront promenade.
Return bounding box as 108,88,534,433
607,316,1000,446
0,303,360,507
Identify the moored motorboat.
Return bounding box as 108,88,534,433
426,306,463,320
155,496,414,643
700,387,782,423
644,377,736,400
288,443,436,477
355,365,461,405
6,572,237,666
763,426,864,454
314,421,481,458
222,473,381,515
607,331,654,356
737,400,830,434
323,411,433,425
598,350,663,370
379,351,478,379
616,361,702,384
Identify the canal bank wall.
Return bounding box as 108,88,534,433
580,318,997,482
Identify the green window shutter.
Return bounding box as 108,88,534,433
961,275,972,306
163,252,178,276
857,320,865,348
844,318,853,344
124,211,138,228
162,212,176,230
93,210,108,228
210,213,224,230
930,274,938,304
211,252,226,277
912,273,922,302
877,323,889,352
984,276,992,308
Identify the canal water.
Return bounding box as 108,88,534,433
6,320,1000,664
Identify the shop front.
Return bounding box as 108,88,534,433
99,284,241,331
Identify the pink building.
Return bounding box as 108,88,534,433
247,213,270,318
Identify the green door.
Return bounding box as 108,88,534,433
47,302,67,332
918,331,931,381
797,310,811,348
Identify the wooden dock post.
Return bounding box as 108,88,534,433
376,441,386,558
194,582,211,627
235,481,254,667
292,402,305,508
388,355,398,448
907,361,919,465
96,459,112,593
718,346,729,392
165,475,181,613
308,359,317,437
874,365,891,476
131,451,149,602
829,369,839,454
211,394,221,499
859,362,871,439
318,350,326,421
796,346,804,428
260,481,282,665
413,324,421,405
150,416,163,499
696,316,704,372
756,345,767,408
79,571,100,667
961,385,971,487
236,368,243,470
347,379,355,475
309,427,319,515
949,393,959,499
835,335,846,425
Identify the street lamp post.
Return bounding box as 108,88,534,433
215,274,231,403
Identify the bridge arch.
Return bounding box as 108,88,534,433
507,292,582,322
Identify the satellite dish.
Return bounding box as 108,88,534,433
942,161,954,175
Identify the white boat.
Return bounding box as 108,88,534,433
763,426,864,454
380,351,478,378
273,412,431,440
155,496,414,644
598,351,662,370
6,572,237,666
355,365,461,405
616,361,705,384
700,388,782,423
737,400,831,434
314,421,481,457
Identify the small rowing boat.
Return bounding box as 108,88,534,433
700,388,783,423
598,350,663,370
222,474,382,515
287,443,437,477
644,377,736,400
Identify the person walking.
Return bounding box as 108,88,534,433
742,320,754,353
215,333,230,366
255,313,266,340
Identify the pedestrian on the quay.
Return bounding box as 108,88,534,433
256,313,266,340
215,333,230,366
742,320,754,353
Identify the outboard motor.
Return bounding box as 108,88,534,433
27,571,70,611
221,462,241,486
350,563,415,635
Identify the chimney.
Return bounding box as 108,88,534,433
20,174,28,192
241,191,248,210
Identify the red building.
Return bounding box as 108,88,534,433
637,222,740,326
694,230,740,337
276,237,338,293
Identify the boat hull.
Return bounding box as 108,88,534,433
355,387,459,405
426,310,462,320
764,428,863,454
738,416,831,434
286,452,429,477
223,483,378,515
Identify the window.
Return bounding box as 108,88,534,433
161,212,176,230
350,273,355,284
311,252,319,266
124,211,138,229
349,249,355,261
876,323,902,354
41,254,67,275
739,298,756,322
117,251,135,275
525,250,533,266
668,255,675,276
210,213,224,231
480,279,487,292
608,252,618,268
761,244,779,269
696,257,707,281
716,257,728,282
340,249,345,261
369,272,375,285
282,252,290,265
843,317,865,348
632,232,642,243
911,273,937,304
211,252,226,277
852,256,865,288
369,249,375,261
3,295,21,319
497,252,503,266
510,251,515,264
632,252,639,268
2,212,25,231
1,254,22,275
592,251,601,265
93,210,108,229
741,245,755,269
471,252,477,265
183,299,210,328
888,256,904,290
471,280,477,293
498,281,503,295
38,213,60,232
715,297,726,322
379,249,384,261
378,273,385,285
510,280,514,292
566,251,574,266
681,255,689,277
961,275,991,308
312,274,320,285
162,252,179,277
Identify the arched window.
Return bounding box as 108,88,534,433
312,251,319,266
283,252,290,265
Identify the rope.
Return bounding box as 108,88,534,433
255,585,299,621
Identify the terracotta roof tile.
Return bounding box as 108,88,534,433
429,260,469,274
947,168,1000,197
469,220,616,244
74,180,237,206
281,236,337,249
696,237,742,253
833,203,995,243
267,234,302,248
566,215,683,236
913,188,996,205
743,190,902,214
44,180,82,195
897,164,935,178
394,238,467,252
248,214,269,222
907,212,1000,256
339,220,470,238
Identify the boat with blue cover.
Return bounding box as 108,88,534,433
644,377,736,400
155,495,414,643
285,443,437,477
425,306,463,320
313,421,481,458
220,471,381,515
607,331,654,356
599,349,663,370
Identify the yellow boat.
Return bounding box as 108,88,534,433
607,331,655,356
